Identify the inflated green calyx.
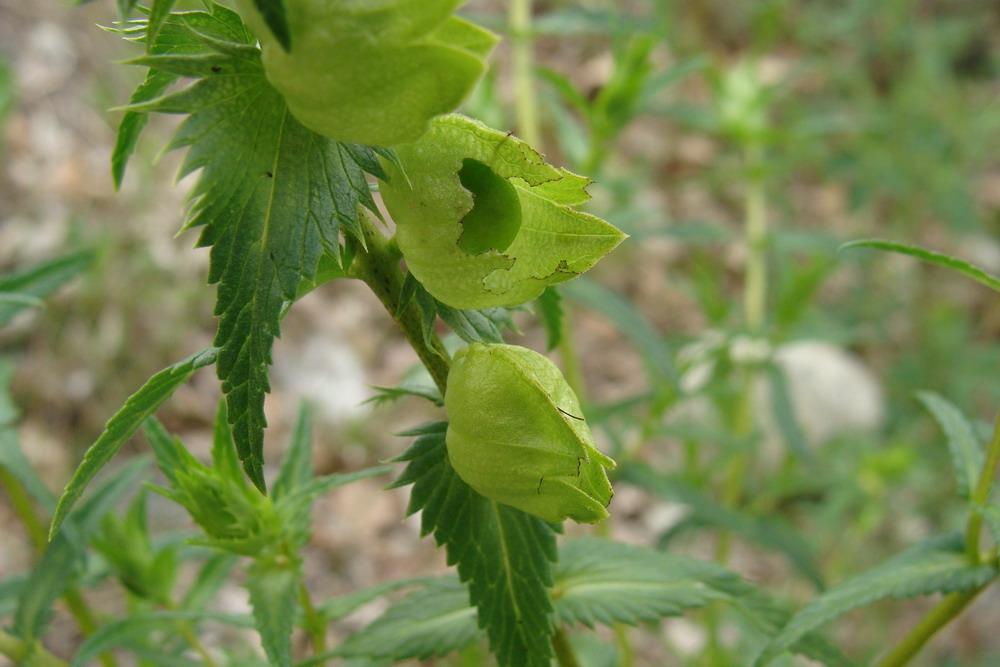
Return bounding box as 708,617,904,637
234,0,497,146
444,343,616,524
379,115,627,309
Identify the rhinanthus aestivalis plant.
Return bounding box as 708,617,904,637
3,2,1000,667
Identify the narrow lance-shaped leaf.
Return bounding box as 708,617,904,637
841,239,1000,294
18,457,150,641
246,559,299,667
753,534,998,666
0,250,93,326
623,462,825,590
389,423,558,667
71,610,253,667
122,7,386,490
917,391,983,499
552,537,734,628
50,347,218,538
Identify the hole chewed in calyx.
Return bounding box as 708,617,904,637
456,158,522,255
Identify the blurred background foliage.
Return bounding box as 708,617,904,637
2,0,1000,664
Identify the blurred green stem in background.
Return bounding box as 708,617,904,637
509,0,540,148
0,629,67,667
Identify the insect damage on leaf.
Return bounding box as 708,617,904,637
379,115,627,310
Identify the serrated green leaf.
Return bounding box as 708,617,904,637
391,423,557,667
623,463,825,590
0,251,93,326
0,575,26,616
50,347,218,539
17,457,149,640
841,239,1000,294
713,580,853,667
71,610,253,667
125,19,386,490
552,537,733,628
337,576,481,662
113,4,254,187
553,538,853,667
246,559,300,667
145,0,179,51
753,534,998,665
917,391,983,499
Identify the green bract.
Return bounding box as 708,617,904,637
444,343,616,524
234,0,497,146
379,115,628,309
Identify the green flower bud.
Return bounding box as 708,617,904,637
234,0,497,146
379,115,627,309
444,343,615,524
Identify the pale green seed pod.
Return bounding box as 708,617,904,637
234,0,497,146
379,115,627,309
444,343,615,524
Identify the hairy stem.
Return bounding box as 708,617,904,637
353,216,451,395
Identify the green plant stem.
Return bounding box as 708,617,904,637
162,599,219,667
557,301,586,400
0,470,119,667
878,409,1000,665
299,581,327,657
614,623,634,667
876,586,987,667
509,0,540,148
743,143,767,333
0,468,48,551
353,216,451,395
62,589,119,667
966,409,1000,560
0,630,68,667
552,626,581,667
178,623,218,667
